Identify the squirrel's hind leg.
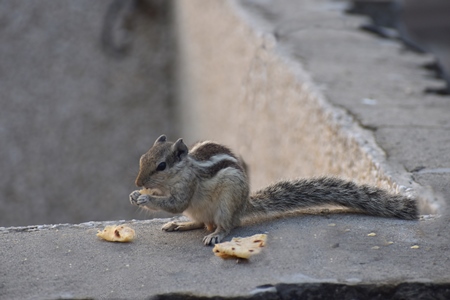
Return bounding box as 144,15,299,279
162,221,204,232
202,188,245,245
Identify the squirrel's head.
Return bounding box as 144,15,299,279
135,135,188,189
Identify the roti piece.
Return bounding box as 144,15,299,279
97,225,136,242
139,188,162,196
213,234,267,259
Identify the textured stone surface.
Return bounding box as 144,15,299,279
0,215,447,299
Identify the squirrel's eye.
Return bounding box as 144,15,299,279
156,162,166,171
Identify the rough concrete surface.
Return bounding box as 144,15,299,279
0,214,448,300
2,0,450,299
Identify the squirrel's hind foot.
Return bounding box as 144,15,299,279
162,221,204,232
203,228,229,246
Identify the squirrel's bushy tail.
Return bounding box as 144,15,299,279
246,177,418,220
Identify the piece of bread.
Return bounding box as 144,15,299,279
139,188,162,196
97,225,136,242
213,234,267,259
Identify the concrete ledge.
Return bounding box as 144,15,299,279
0,214,447,299
154,282,450,300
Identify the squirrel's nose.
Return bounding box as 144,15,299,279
135,177,143,187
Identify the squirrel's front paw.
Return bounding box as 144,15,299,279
129,190,141,205
136,194,150,205
129,190,146,206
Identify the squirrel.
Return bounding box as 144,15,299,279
129,135,418,246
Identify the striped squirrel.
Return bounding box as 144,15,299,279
129,135,418,245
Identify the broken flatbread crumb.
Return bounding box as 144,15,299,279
213,234,267,259
97,225,136,242
139,188,162,195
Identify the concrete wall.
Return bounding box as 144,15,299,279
175,0,413,195
1,0,441,228
174,0,443,214
0,0,177,226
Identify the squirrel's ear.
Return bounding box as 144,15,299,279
154,134,167,146
172,138,188,160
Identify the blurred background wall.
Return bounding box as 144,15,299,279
1,0,448,227
0,0,177,226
